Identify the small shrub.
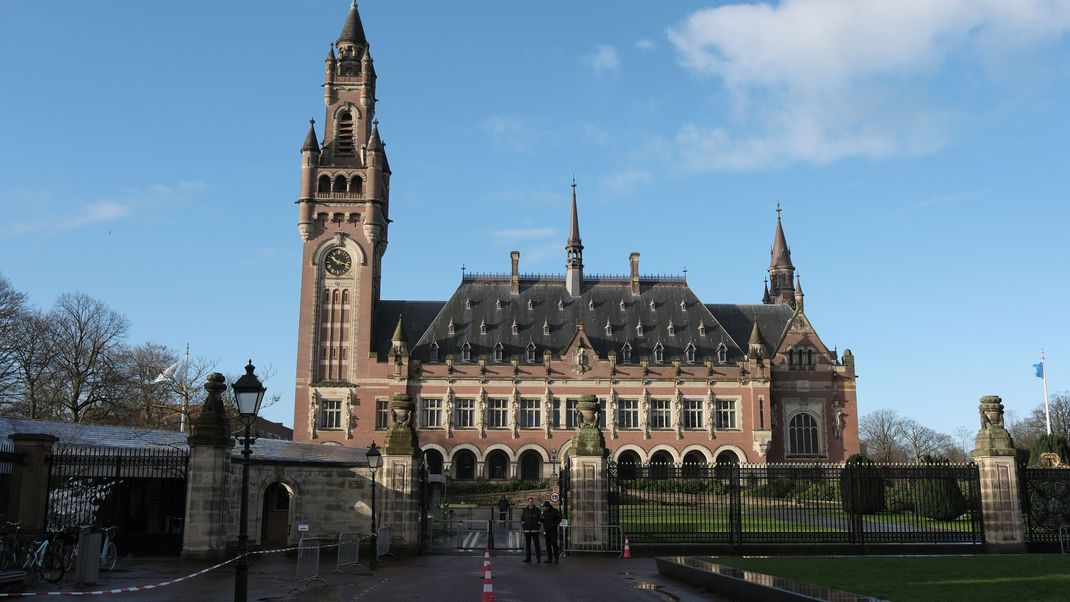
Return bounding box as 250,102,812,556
915,455,967,521
885,485,916,513
800,482,839,502
753,479,795,499
840,454,885,514
1029,434,1070,467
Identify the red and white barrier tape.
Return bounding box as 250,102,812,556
0,543,339,597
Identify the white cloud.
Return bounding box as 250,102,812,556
635,39,655,51
599,168,654,198
584,45,621,74
483,115,541,153
667,0,1070,169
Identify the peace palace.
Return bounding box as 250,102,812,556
292,3,861,480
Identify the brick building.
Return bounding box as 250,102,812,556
292,3,861,479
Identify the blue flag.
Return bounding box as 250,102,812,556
1034,362,1044,378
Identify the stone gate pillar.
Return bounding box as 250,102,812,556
9,433,58,532
568,395,609,547
971,395,1025,552
182,373,235,558
379,394,422,551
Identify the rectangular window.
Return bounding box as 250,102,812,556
618,399,639,429
320,399,342,429
520,398,541,429
683,399,703,429
715,399,738,429
650,399,671,429
454,398,475,428
421,398,443,428
564,398,579,429
487,398,509,428
375,399,389,430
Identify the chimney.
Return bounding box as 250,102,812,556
630,252,640,296
510,251,520,295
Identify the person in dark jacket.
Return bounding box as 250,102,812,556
541,501,562,564
520,497,542,562
497,495,511,525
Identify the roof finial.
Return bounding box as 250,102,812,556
776,201,782,221
461,263,466,278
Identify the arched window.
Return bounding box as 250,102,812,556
317,175,331,193
621,342,632,364
335,111,356,156
486,451,509,480
332,289,340,303
650,451,673,479
685,343,696,364
526,342,537,363
333,175,348,193
682,451,706,478
493,341,504,363
429,341,439,362
461,341,471,362
617,450,640,480
519,451,542,481
453,450,476,480
350,176,364,196
788,413,820,456
341,290,349,304
717,344,727,364
653,343,664,364
322,289,330,304
423,449,444,475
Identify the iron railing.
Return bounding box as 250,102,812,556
1020,466,1070,544
0,441,23,524
608,462,983,547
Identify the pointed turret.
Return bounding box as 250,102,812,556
368,120,382,150
767,203,797,304
301,119,320,154
748,320,765,359
391,314,407,355
794,274,805,311
762,278,771,304
326,44,336,63
337,1,368,47
565,180,584,297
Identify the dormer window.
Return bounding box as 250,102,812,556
543,320,550,336
526,342,537,363
479,319,487,335
461,341,472,362
653,342,665,364
495,298,502,310
588,299,595,310
557,299,564,311
685,342,696,364
465,298,471,310
493,341,504,363
698,321,706,336
429,341,440,362
620,300,626,311
636,322,643,337
605,320,612,336
527,299,533,310
649,300,656,311
667,321,675,337
680,300,686,310
448,319,456,336
717,343,727,364
621,342,633,364
511,319,519,335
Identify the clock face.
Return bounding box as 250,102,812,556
324,248,352,276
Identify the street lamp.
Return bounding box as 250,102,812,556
231,361,266,602
550,447,558,479
366,441,381,570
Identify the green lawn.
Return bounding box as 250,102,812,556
707,555,1070,602
618,505,842,533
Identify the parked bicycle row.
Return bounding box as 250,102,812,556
0,522,119,584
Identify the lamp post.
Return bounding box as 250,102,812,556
366,441,381,571
550,447,558,480
231,361,266,602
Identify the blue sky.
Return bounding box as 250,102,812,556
1,1,1068,436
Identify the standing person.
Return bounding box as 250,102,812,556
497,495,511,526
520,497,542,563
541,501,562,564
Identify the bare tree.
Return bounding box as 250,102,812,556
7,312,58,419
0,274,27,408
899,418,953,463
47,293,129,422
952,426,975,463
859,409,906,462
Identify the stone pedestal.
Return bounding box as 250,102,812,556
182,373,235,558
379,454,421,550
971,395,1025,552
567,395,610,546
8,433,57,532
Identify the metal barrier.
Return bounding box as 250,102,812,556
289,537,327,593
376,527,396,561
334,532,364,572
562,525,624,556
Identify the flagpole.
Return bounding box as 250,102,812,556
1042,348,1051,436
181,342,190,433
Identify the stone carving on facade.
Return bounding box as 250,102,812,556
308,394,319,439
574,347,590,374
706,389,716,441
640,389,650,439
343,392,354,440
608,389,618,439
673,390,683,440
477,388,487,438
444,393,454,438
543,389,553,438
511,389,520,438
832,399,845,441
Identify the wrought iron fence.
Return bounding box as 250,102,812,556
1020,467,1070,544
0,441,23,524
608,461,983,547
47,445,188,555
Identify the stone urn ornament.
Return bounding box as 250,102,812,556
576,394,600,427
391,393,415,427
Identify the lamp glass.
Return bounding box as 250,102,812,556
367,442,381,470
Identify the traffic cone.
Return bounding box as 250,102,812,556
481,561,495,602
622,537,631,559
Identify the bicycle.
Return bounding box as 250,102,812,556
0,522,23,570
21,531,64,584
60,526,118,573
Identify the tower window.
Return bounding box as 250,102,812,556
318,175,331,193
333,175,348,192
335,111,356,156
350,176,363,196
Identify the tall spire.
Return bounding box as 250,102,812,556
337,1,368,47
769,202,793,270
767,203,797,305
565,179,584,297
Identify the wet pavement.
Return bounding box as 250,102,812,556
12,551,725,601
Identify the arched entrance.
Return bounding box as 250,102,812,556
650,450,673,479
486,450,509,480
424,449,444,475
261,482,291,546
454,450,476,480
715,449,740,479
682,451,707,478
518,451,542,481
617,450,640,480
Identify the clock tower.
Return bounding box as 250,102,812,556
293,1,392,442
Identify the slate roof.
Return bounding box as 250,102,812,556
337,1,368,46
375,300,446,358
705,303,795,356
409,278,754,364
0,417,367,464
